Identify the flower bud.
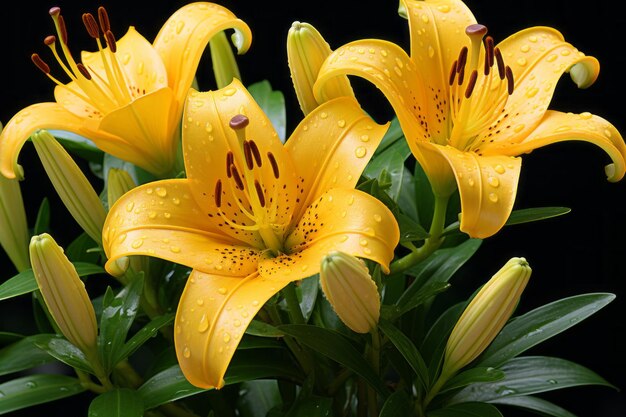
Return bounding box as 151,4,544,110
107,168,136,208
0,174,30,272
29,233,98,358
210,30,242,89
287,22,355,115
320,251,380,333
32,130,106,244
442,257,531,377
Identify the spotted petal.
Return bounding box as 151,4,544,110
175,270,294,389
153,2,252,114
433,146,522,238
103,179,259,277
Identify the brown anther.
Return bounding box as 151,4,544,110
267,152,280,179
457,46,468,74
226,151,234,178
449,60,458,86
254,180,266,207
249,140,262,167
494,48,505,80
105,30,117,53
465,23,488,37
58,15,68,45
484,55,491,76
457,64,465,85
229,114,249,130
76,63,92,80
44,35,56,46
98,7,110,33
505,66,514,95
31,54,50,74
243,141,254,170
465,70,478,98
82,13,100,39
230,165,244,190
214,180,223,207
49,7,61,17
485,36,495,68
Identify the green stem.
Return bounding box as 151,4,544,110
419,371,451,414
390,194,450,275
283,282,306,325
367,328,381,417
267,304,314,376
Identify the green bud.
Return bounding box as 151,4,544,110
210,30,242,89
0,174,30,272
107,168,137,208
32,130,106,244
320,251,380,333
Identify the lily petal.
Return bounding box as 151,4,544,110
175,270,293,389
433,146,522,238
286,97,389,222
482,29,599,146
490,110,626,182
103,179,259,277
0,103,84,179
272,188,399,276
153,2,252,114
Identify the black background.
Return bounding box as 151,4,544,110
1,1,624,416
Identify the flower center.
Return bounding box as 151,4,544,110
31,7,136,117
447,24,515,152
213,115,285,256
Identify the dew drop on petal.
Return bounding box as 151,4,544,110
218,287,228,295
489,193,499,203
197,314,209,333
131,239,143,249
355,146,367,158
488,177,500,188
183,347,191,358
494,164,506,174
223,332,231,343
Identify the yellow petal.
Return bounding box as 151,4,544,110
175,270,294,389
433,146,522,239
286,97,389,222
182,80,298,246
268,188,399,276
152,2,252,113
0,103,84,179
81,27,168,97
481,29,600,146
103,179,259,277
98,87,177,177
488,110,626,182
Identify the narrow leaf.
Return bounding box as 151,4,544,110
505,207,571,225
35,336,94,374
428,402,503,417
113,313,174,365
380,390,412,417
245,320,284,337
0,335,56,376
440,367,505,394
88,388,143,417
490,395,577,417
379,319,429,390
33,198,50,235
0,374,85,414
248,80,286,142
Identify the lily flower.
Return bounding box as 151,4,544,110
102,79,400,388
0,3,251,179
314,0,626,238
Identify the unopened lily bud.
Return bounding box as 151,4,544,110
287,22,355,115
107,168,136,208
442,257,531,377
32,130,106,244
29,233,98,358
320,251,380,333
210,30,242,89
0,174,30,272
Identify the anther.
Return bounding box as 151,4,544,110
243,141,254,170
230,165,244,190
229,114,249,130
98,7,111,33
267,152,280,179
449,60,458,86
58,15,68,45
505,66,514,95
82,13,100,39
31,54,50,74
214,180,223,207
457,64,465,85
249,140,262,167
494,48,505,80
226,151,234,178
457,46,468,74
465,70,478,98
465,23,488,37
76,63,92,80
254,180,266,207
105,30,117,53
485,36,495,68
44,35,56,46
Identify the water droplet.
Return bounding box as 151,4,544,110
198,314,209,333
488,177,500,188
547,54,558,62
359,239,368,247
126,202,134,212
560,49,571,56
183,347,191,358
196,298,204,306
488,193,499,203
428,46,435,58
529,35,538,43
437,4,450,12
421,14,429,23
146,188,154,195
148,211,157,219
320,111,328,119
360,134,370,142
339,235,349,242
494,164,506,174
348,195,355,205
547,379,558,384
234,319,241,327
176,325,182,334
580,112,593,120
156,187,167,197
520,44,530,53
525,87,539,98
223,88,236,96
354,146,367,158
170,246,181,253
513,124,525,133
218,287,228,295
517,57,527,66
223,332,231,343
394,66,403,76
118,233,127,243
137,61,144,75
373,214,382,222
25,381,37,389
172,197,181,205
468,178,475,187
363,247,372,255
381,49,388,57
252,300,260,306
131,239,143,249
176,21,185,34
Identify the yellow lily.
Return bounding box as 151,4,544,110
102,79,399,388
314,0,626,238
0,3,251,179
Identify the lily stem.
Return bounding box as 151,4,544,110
367,328,381,417
389,194,450,275
283,282,306,325
266,304,314,378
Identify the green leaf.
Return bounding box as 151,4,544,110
397,167,418,220
238,335,284,350
113,313,174,365
279,324,388,397
35,336,94,374
101,153,154,188
380,390,413,417
428,402,503,417
0,374,85,414
375,116,404,155
0,335,56,376
0,262,105,301
413,162,435,230
98,275,144,372
398,213,430,243
88,388,144,417
65,233,100,263
388,281,450,319
237,380,282,417
378,319,429,391
477,293,615,368
490,396,577,417
248,80,286,142
245,320,284,337
448,356,615,404
285,396,332,417
0,332,22,346
364,139,412,201
421,303,465,379
296,275,319,322
34,198,51,235
440,367,505,394
51,129,104,164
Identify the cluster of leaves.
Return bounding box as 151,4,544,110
0,81,616,417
